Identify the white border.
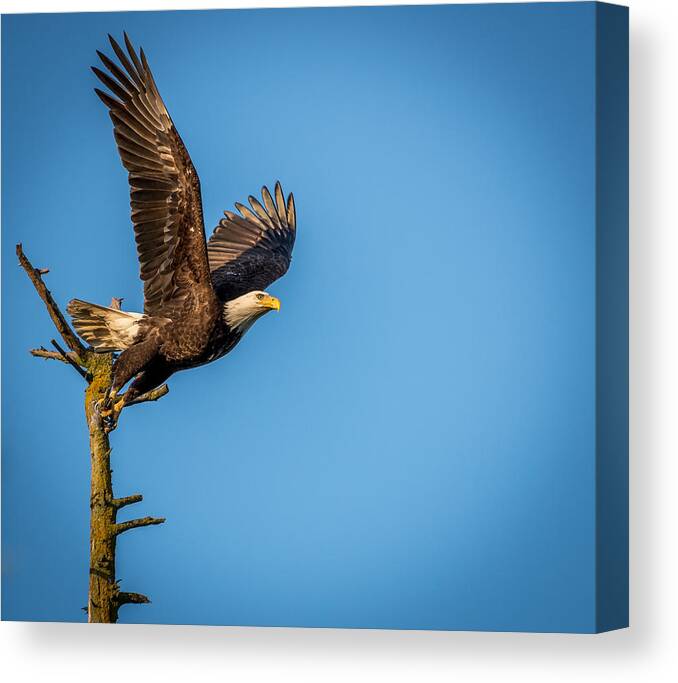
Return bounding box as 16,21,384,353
2,1,677,682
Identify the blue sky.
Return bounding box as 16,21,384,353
2,3,597,631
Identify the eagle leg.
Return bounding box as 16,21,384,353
109,338,160,398
123,365,173,405
101,364,172,432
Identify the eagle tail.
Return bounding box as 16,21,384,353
67,299,146,352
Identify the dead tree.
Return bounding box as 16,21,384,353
17,243,168,623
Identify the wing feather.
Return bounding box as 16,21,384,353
207,183,296,301
94,33,213,316
274,181,288,227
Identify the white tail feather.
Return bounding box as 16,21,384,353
67,299,146,351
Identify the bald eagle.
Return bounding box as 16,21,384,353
67,34,296,427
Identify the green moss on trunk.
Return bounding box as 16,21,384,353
84,351,119,623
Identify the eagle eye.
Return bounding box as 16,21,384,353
256,293,264,300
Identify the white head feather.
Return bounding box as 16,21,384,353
223,291,280,333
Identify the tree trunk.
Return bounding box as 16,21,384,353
85,352,118,623
17,244,167,623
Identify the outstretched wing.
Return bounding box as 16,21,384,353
208,182,296,301
93,33,212,317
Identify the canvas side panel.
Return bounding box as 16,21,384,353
595,1,629,633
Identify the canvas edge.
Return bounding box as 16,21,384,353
594,1,630,634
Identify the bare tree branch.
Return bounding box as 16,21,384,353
16,243,87,357
116,591,150,606
112,494,143,509
31,346,83,364
113,516,166,535
123,384,169,407
30,347,70,363
51,339,91,381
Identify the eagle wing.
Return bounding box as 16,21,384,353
207,182,296,301
93,34,212,317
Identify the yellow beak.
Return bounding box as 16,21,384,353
261,295,281,311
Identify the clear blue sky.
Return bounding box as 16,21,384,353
2,3,597,631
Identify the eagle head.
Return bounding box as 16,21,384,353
223,290,280,332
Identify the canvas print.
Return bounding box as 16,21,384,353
1,2,628,632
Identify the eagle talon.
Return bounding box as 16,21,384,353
103,421,117,434
97,390,115,411
101,397,125,433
